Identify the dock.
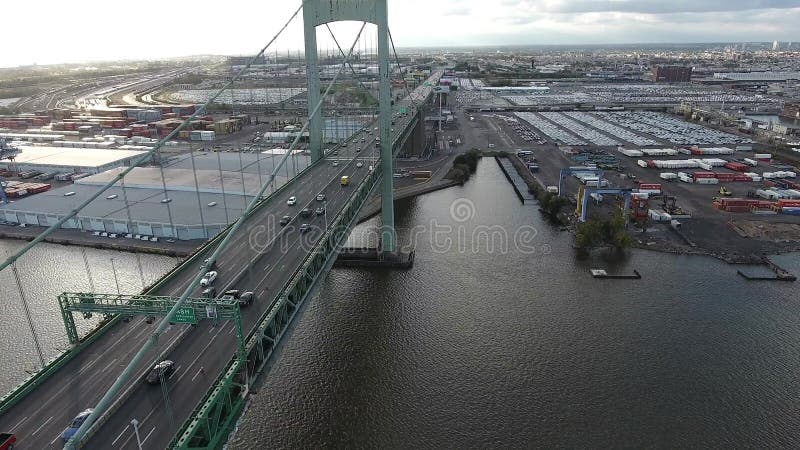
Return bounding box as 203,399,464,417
737,257,797,281
590,269,642,279
736,270,796,282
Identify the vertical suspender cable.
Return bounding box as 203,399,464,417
119,178,147,288
188,142,208,239
11,260,46,369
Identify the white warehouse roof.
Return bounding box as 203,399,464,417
6,146,149,169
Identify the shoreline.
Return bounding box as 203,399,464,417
497,153,800,268
0,228,199,257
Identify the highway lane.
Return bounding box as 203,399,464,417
0,72,436,449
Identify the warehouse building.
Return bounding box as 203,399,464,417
0,151,310,240
0,146,150,175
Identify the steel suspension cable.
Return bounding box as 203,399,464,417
389,28,417,110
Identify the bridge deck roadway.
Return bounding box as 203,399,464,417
0,72,437,449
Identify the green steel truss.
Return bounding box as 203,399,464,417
169,158,386,450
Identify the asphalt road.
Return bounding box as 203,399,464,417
0,73,437,449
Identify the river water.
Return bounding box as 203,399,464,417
2,159,799,447
230,160,800,448
0,242,176,394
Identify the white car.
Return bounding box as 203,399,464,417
332,161,339,167
287,196,297,206
200,271,217,287
356,162,364,168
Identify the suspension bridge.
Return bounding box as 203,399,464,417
0,1,440,448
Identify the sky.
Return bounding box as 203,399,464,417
1,0,799,67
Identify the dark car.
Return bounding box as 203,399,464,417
300,208,312,218
145,360,175,384
279,215,291,226
316,194,326,202
203,258,216,270
299,223,311,233
223,289,240,299
239,291,254,306
315,207,325,216
202,287,216,299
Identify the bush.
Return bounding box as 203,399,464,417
575,211,632,250
445,149,484,184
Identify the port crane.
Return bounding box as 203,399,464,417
558,166,603,197
576,186,633,223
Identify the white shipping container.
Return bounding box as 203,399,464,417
660,172,678,180
585,179,609,188
620,149,644,157
637,159,648,168
754,153,772,159
696,177,719,185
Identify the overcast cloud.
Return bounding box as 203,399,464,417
1,0,798,67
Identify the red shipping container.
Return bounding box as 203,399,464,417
724,162,748,172
693,171,716,179
639,183,662,190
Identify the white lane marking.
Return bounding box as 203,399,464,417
169,365,181,380
111,424,130,446
141,426,156,446
10,415,28,431
30,415,53,436
175,324,226,385
102,358,118,373
191,367,204,382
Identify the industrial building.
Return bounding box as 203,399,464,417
651,65,693,83
0,146,149,175
0,151,310,240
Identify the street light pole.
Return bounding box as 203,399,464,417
131,419,143,450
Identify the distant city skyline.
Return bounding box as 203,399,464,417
1,0,799,67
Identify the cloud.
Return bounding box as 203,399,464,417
444,6,471,16
506,0,800,14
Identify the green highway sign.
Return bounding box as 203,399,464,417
172,306,197,324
